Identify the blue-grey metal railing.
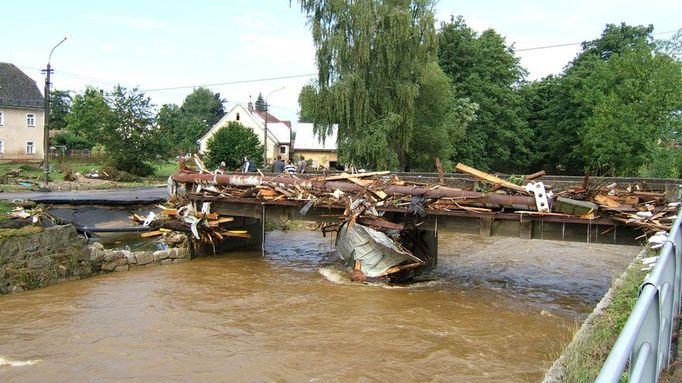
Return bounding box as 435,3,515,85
596,212,682,382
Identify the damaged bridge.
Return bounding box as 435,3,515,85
169,168,666,250
168,162,682,281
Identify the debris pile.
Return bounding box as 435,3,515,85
0,203,48,229
165,158,679,281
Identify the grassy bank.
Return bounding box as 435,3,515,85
0,200,14,219
0,159,178,192
553,249,649,382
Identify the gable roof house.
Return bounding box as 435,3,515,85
0,63,45,160
293,123,338,170
198,99,292,165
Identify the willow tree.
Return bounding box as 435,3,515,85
299,0,438,170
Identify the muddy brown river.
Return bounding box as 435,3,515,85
0,229,639,382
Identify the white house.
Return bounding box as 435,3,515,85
198,100,291,164
0,63,45,160
293,123,338,170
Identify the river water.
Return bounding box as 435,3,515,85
0,229,639,382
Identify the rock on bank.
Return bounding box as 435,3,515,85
0,225,189,294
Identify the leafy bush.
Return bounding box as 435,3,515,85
204,121,263,170
52,131,92,150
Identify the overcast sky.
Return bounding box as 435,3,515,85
2,0,679,124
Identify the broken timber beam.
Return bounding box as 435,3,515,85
171,171,538,210
455,163,528,193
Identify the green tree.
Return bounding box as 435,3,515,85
204,121,263,170
437,16,531,172
157,87,225,153
298,84,316,123
156,103,182,155
409,61,476,171
52,130,91,150
65,87,110,147
574,46,682,176
102,85,167,176
519,75,584,174
255,92,266,112
49,90,72,131
180,87,225,126
299,0,439,170
656,29,682,61
523,23,682,177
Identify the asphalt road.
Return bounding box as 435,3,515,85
0,186,169,205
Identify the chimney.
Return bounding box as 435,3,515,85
248,95,254,113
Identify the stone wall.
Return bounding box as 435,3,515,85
0,225,190,295
90,243,190,272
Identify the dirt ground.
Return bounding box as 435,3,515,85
3,175,153,193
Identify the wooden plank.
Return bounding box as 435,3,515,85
217,230,251,239
524,170,546,181
324,171,390,181
455,163,527,193
194,212,218,220
594,194,620,208
435,158,445,186
141,230,163,238
345,176,388,200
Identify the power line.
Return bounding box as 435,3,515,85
16,27,679,94
142,73,316,92
516,29,679,52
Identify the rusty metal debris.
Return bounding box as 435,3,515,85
166,160,679,281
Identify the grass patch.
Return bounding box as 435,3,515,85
557,250,649,382
0,200,15,220
0,159,177,191
153,161,179,178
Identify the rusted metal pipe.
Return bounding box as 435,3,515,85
171,171,537,210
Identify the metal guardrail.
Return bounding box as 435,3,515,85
596,212,682,382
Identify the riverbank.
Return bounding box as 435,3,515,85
543,247,649,382
0,160,175,193
0,225,190,295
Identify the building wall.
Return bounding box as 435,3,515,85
198,105,286,164
296,150,338,170
0,107,45,160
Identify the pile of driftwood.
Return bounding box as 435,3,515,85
448,163,679,235
166,157,678,246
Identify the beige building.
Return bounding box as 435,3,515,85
0,63,45,161
198,100,292,165
293,123,338,170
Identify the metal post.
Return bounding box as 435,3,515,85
43,63,51,186
43,36,68,186
263,87,284,168
264,106,268,167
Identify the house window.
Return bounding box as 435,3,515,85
236,113,240,121
26,141,35,155
26,113,36,127
280,146,286,154
0,111,4,126
0,140,4,154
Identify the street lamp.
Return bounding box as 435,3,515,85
43,36,68,186
263,86,285,168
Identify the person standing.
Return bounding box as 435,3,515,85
273,155,285,173
284,160,296,174
298,155,307,174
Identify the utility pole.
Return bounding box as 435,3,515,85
42,37,68,186
263,86,284,168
